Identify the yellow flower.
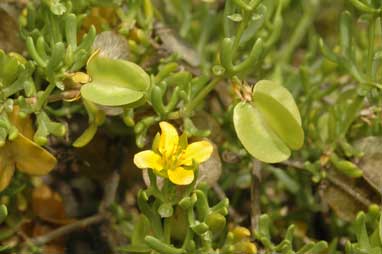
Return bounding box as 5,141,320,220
0,107,57,191
134,122,213,185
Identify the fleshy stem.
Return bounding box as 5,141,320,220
279,1,318,63
183,78,221,116
232,11,251,58
367,15,376,79
35,81,56,111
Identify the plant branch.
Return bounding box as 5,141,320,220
184,78,221,116
251,159,262,233
28,213,106,246
280,160,373,207
326,172,372,207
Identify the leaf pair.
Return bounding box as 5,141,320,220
233,80,304,163
81,51,150,106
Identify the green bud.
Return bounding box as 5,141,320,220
34,135,48,146
158,203,174,218
205,212,226,234
8,126,19,141
191,222,209,235
179,197,193,209
330,154,363,178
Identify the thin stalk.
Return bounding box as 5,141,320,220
232,11,251,57
163,218,171,243
280,2,317,63
184,78,221,116
35,82,56,111
367,16,376,79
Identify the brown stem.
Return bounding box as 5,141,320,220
25,89,81,105
28,213,106,246
326,172,372,207
280,160,373,207
21,170,121,250
251,159,262,233
99,171,120,212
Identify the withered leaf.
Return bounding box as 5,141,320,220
353,136,382,195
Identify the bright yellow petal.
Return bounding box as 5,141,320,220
0,148,15,192
180,141,213,166
133,150,164,171
10,134,57,175
168,167,194,185
158,122,179,157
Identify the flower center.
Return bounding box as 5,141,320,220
161,146,184,170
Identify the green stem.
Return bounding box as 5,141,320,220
280,2,317,63
232,11,250,56
35,82,56,111
367,16,376,79
164,218,171,243
184,78,221,116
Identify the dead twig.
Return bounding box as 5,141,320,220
280,160,373,207
99,171,120,212
326,172,372,207
28,213,106,246
251,159,262,233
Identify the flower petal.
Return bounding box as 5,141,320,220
0,148,15,191
181,141,213,166
158,122,179,157
134,150,163,171
168,167,194,185
10,133,57,175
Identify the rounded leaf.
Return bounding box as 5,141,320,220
253,92,304,150
81,53,150,106
233,101,291,163
254,80,301,124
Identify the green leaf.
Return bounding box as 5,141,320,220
233,80,304,163
132,215,151,245
253,80,304,149
0,50,23,86
73,123,97,148
0,205,7,224
234,101,291,163
354,212,371,251
81,53,150,106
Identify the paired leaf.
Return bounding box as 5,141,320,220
233,80,304,163
81,52,150,106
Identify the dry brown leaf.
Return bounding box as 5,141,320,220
32,185,74,225
353,136,382,195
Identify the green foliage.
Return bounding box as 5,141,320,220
234,80,304,163
0,0,381,253
81,52,150,106
117,172,231,254
0,205,7,225
255,214,328,254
